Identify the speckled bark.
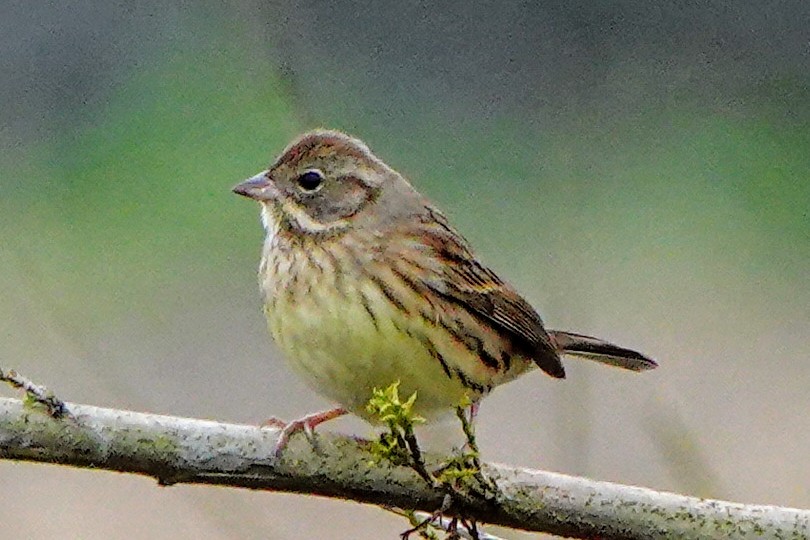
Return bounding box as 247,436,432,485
0,397,807,539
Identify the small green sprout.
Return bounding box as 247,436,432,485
367,382,426,466
367,381,425,431
435,451,480,485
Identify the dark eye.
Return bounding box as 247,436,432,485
296,170,324,192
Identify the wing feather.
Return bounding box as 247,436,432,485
407,207,565,378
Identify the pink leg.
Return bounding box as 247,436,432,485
468,400,480,423
261,407,348,457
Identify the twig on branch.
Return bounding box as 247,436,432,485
0,368,69,418
1,394,808,538
413,512,502,540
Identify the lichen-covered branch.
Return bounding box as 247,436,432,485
0,396,807,539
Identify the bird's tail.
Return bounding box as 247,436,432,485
548,330,657,372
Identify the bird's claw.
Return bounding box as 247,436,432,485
261,407,348,457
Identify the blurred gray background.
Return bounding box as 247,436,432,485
1,1,808,538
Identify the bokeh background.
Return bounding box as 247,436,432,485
1,2,808,538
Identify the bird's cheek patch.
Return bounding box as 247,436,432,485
281,199,336,233
314,176,377,223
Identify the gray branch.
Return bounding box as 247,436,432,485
0,396,807,539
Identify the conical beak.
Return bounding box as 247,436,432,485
233,171,276,201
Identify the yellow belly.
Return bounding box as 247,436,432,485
266,279,481,420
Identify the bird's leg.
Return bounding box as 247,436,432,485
261,407,348,456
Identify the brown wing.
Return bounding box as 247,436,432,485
414,207,565,378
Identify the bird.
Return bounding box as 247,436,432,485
233,129,656,450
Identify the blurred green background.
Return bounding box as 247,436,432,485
1,2,808,538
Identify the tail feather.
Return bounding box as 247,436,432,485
548,330,657,372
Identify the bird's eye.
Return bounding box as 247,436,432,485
296,170,324,192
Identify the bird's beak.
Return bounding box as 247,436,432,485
232,171,277,201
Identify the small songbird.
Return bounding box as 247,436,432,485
234,130,656,449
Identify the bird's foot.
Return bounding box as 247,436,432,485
262,407,348,457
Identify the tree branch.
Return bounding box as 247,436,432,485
0,396,807,538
